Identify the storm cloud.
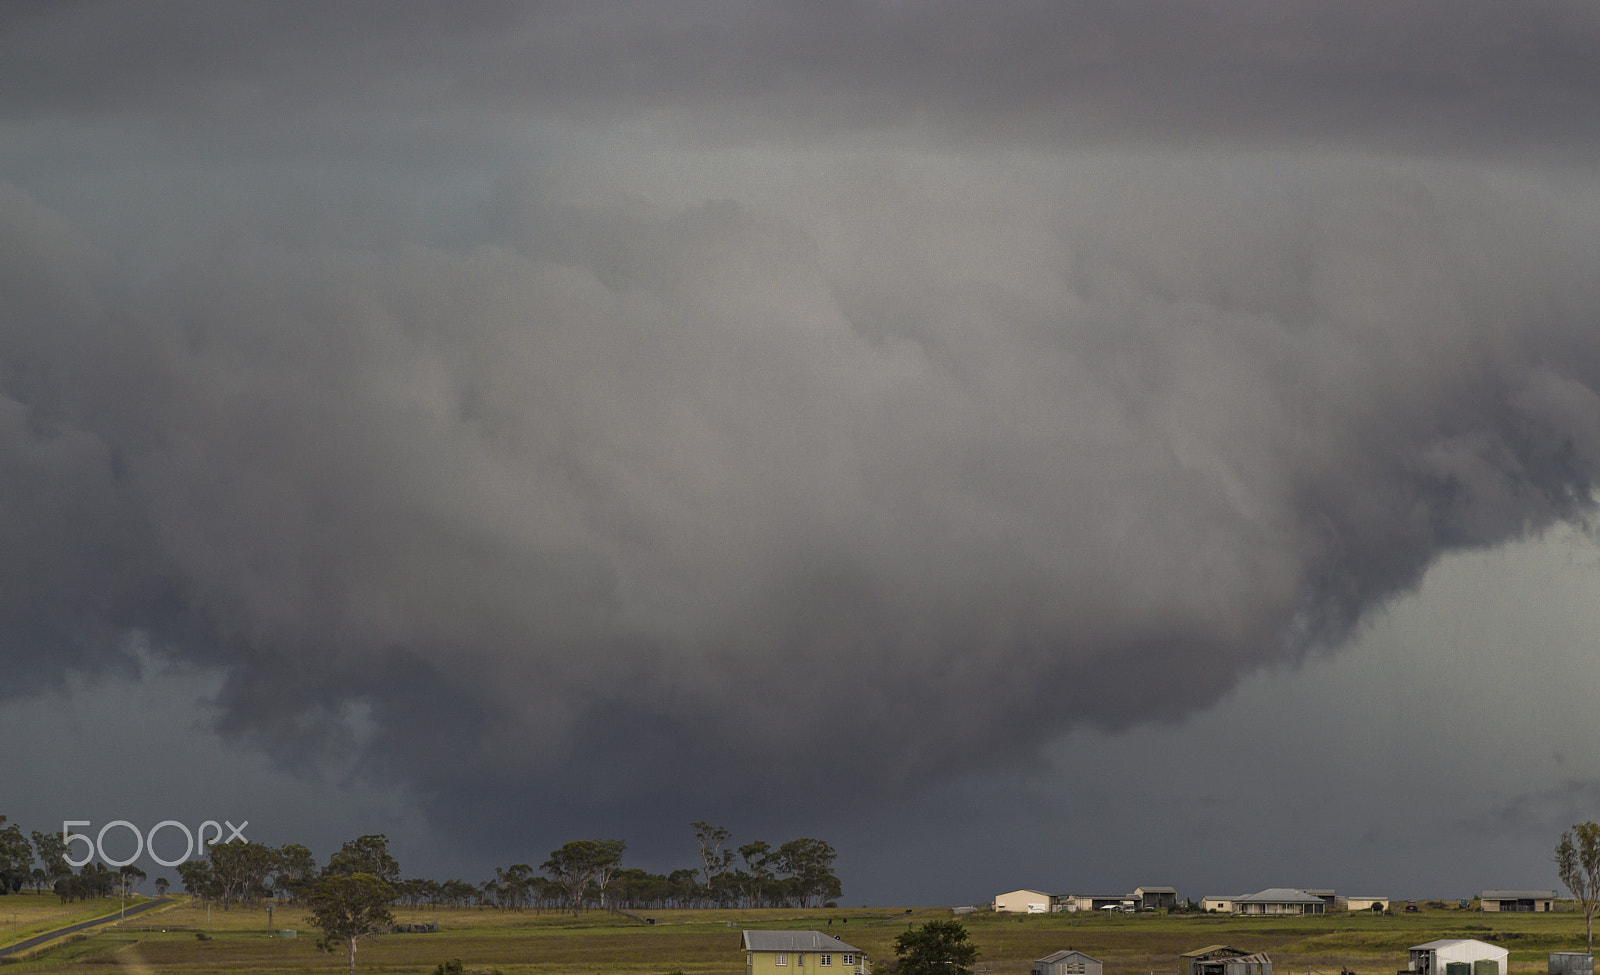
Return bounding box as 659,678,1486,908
3,1,1600,877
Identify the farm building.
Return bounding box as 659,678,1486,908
1550,954,1594,975
743,930,868,975
1059,893,1136,913
995,889,1058,913
1181,946,1272,975
1232,889,1327,915
1135,886,1179,910
1033,950,1103,975
1479,890,1556,912
1408,939,1508,975
1339,897,1390,912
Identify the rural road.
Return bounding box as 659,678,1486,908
0,898,173,958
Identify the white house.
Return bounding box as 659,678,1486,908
1340,897,1390,912
1408,939,1509,975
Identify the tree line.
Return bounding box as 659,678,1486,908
0,815,839,913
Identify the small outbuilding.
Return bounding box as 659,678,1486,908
1550,954,1594,975
1135,886,1180,910
1408,939,1508,975
1182,946,1272,975
1034,950,1103,975
1340,897,1390,913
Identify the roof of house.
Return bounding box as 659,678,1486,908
743,931,864,954
998,889,1055,899
1480,890,1557,899
1136,886,1178,894
1236,888,1323,904
1038,950,1101,964
1411,940,1504,952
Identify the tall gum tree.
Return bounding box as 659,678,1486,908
1556,822,1600,955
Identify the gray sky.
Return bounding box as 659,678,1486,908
3,1,1600,905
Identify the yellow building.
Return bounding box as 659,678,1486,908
743,930,870,975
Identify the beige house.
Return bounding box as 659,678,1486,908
1339,897,1389,912
1479,890,1556,912
995,889,1058,913
744,931,868,975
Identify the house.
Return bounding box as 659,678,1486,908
1135,886,1179,910
1201,896,1235,913
1231,889,1326,915
743,931,869,975
1408,939,1508,975
1034,950,1103,975
1338,897,1389,912
1479,890,1556,912
1059,893,1136,913
995,889,1058,914
1181,946,1272,975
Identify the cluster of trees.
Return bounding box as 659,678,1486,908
474,826,841,913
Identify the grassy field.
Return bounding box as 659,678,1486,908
0,892,152,945
1,901,1592,975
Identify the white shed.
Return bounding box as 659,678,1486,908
995,889,1055,914
1409,939,1509,975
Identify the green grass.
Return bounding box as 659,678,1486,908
0,891,153,947
3,901,1594,975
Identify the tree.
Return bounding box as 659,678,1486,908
775,838,840,907
304,873,396,975
1557,822,1600,954
209,840,279,908
31,831,72,891
0,818,31,894
691,822,732,893
894,920,978,975
325,835,401,883
541,839,625,915
155,877,171,897
275,843,318,902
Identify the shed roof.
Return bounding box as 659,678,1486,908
1182,946,1253,960
1411,940,1504,953
1480,890,1557,899
1136,886,1177,894
1038,950,1101,964
743,931,863,954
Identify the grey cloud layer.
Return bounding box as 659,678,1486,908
4,154,1599,836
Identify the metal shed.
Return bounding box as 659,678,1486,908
1409,939,1509,975
1034,950,1103,975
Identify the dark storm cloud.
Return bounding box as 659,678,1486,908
4,1,1600,863
4,1,1600,158
4,154,1600,844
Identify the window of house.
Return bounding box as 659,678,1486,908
776,954,788,967
842,956,855,965
821,955,832,967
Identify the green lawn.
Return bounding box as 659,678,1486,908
3,901,1593,975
